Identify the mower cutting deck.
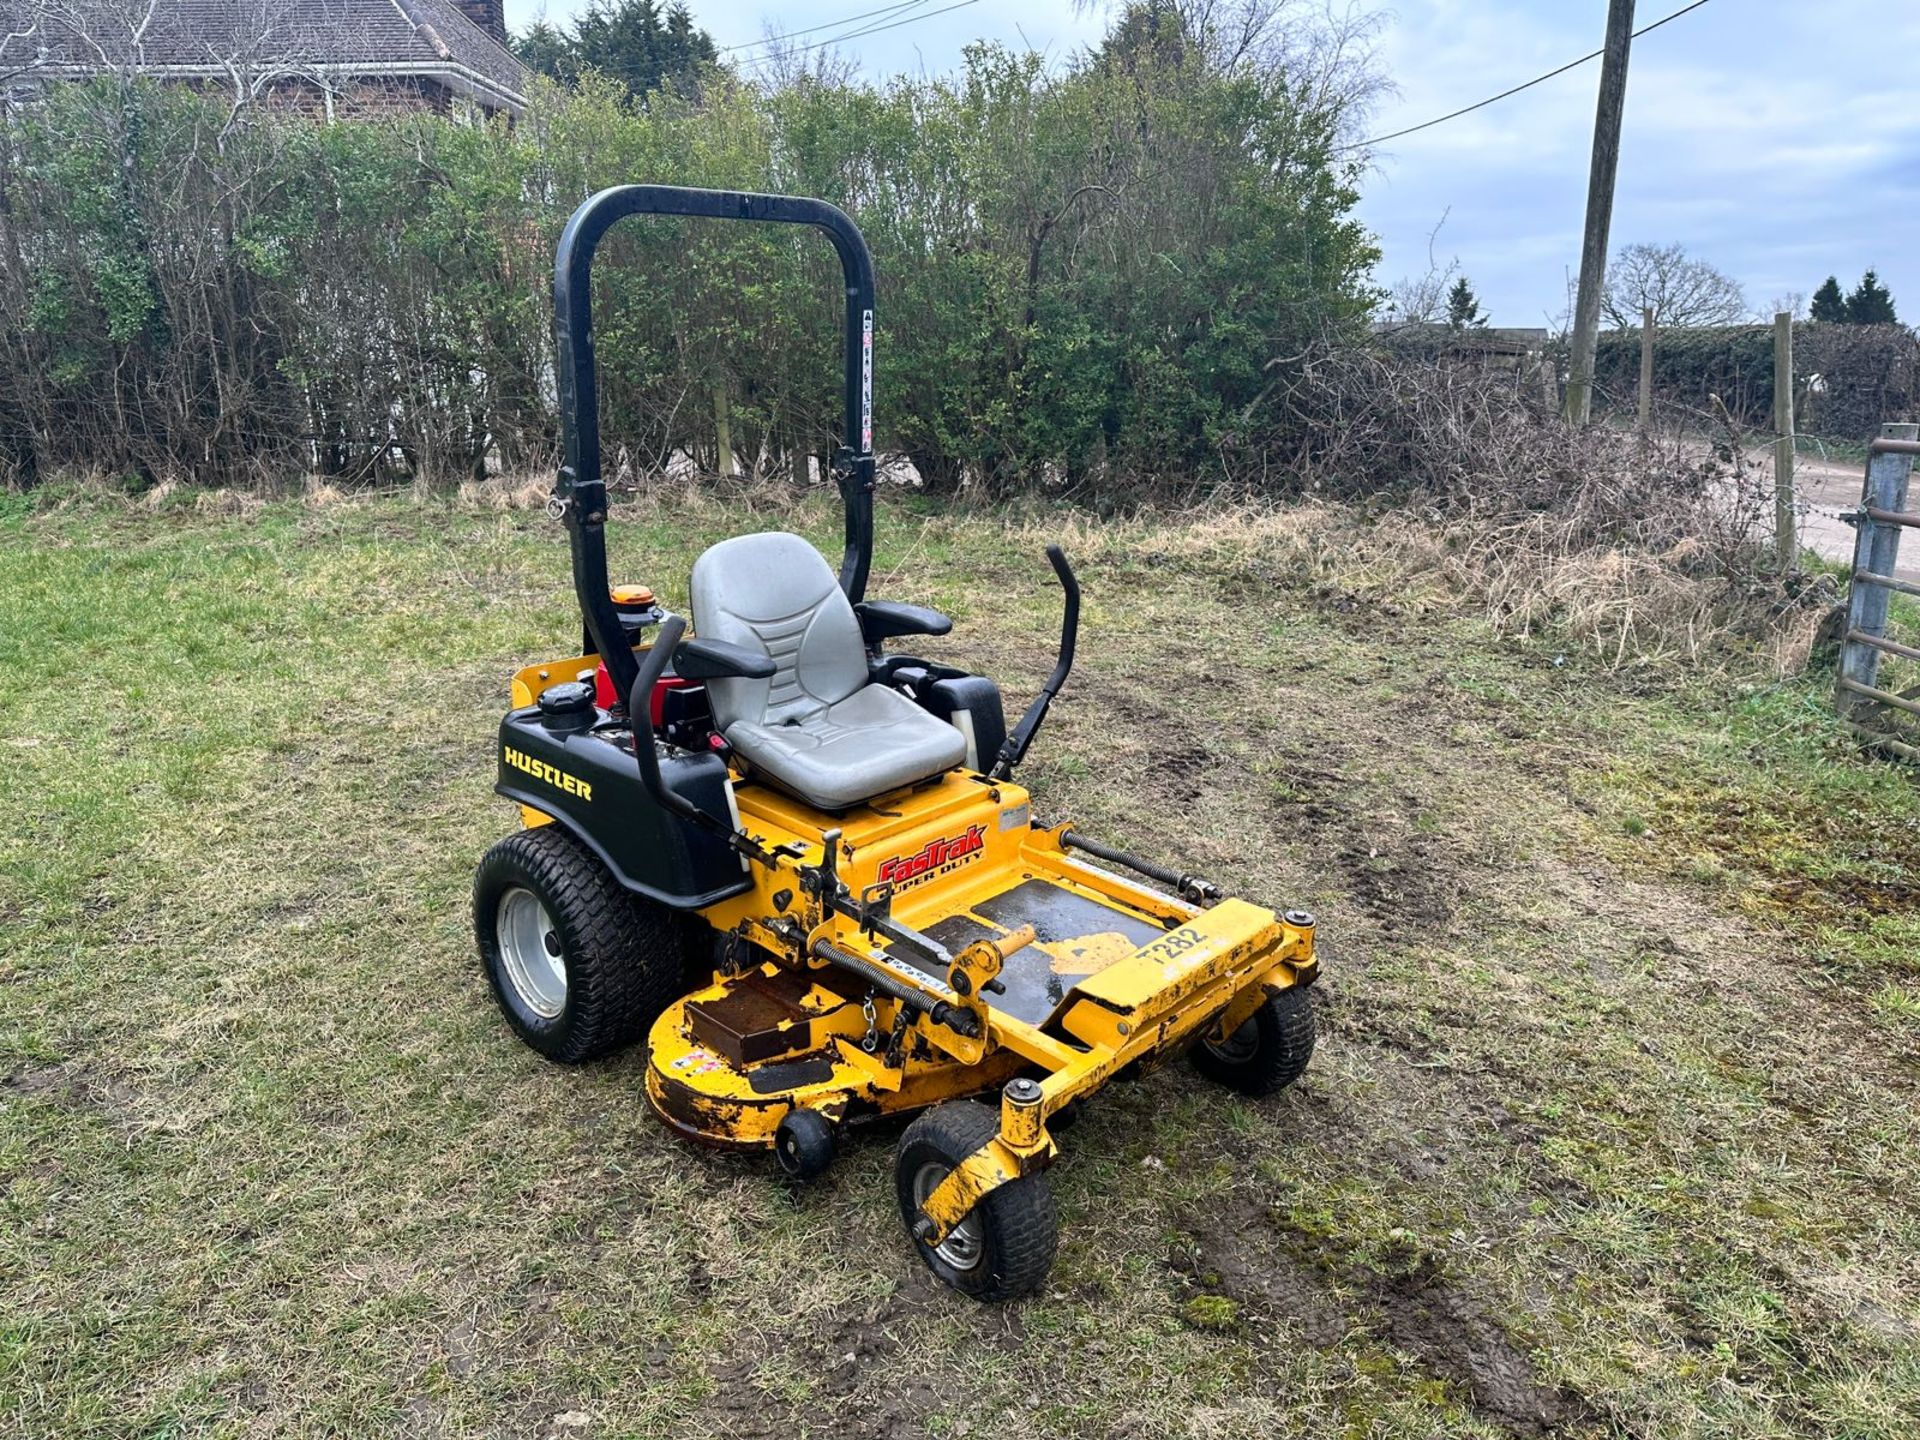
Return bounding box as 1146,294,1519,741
474,184,1319,1301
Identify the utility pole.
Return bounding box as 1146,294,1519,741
1564,0,1637,426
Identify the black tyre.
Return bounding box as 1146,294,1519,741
1192,987,1316,1097
774,1108,837,1182
895,1102,1057,1302
474,826,694,1064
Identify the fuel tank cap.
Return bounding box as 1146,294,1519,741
537,680,596,728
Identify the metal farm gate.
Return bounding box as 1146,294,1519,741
1837,423,1920,760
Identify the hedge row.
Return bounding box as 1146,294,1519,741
1590,322,1918,441
0,37,1376,493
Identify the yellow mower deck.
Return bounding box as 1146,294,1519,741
639,767,1317,1239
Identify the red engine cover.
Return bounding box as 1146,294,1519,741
594,659,690,724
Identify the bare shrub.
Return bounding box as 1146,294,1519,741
1262,349,1719,537
1201,349,1829,671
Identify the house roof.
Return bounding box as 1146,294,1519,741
1,0,530,112
1370,321,1550,355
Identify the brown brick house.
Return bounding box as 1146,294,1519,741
1,0,529,118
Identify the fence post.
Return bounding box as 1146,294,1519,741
1838,421,1918,721
1773,312,1797,570
1638,304,1656,433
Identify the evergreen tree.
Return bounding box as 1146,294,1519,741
515,0,717,99
1845,269,1898,326
514,21,578,84
1809,275,1847,323
1446,275,1487,330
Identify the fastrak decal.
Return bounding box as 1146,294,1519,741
875,825,986,889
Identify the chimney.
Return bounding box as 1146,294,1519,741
451,0,507,43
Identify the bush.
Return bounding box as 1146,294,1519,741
0,25,1377,493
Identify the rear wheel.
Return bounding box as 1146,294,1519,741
894,1102,1057,1302
1192,987,1315,1096
474,827,695,1064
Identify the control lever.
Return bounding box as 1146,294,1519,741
989,546,1079,780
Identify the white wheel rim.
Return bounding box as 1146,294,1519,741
496,887,567,1019
913,1161,985,1271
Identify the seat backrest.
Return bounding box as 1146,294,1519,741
689,532,868,732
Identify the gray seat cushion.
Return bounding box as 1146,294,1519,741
690,532,966,810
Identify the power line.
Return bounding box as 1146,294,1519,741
735,0,980,70
1346,0,1714,152
719,0,930,56
828,0,976,48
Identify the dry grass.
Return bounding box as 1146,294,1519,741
1003,496,1825,678
1,487,1916,1439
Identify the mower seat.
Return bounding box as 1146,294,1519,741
690,532,967,811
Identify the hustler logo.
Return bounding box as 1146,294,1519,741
876,825,986,890
503,745,593,802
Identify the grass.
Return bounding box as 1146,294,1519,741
2,483,1917,1439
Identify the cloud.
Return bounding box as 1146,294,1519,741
507,0,1919,324
1359,0,1920,323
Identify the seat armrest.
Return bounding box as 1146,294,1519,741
855,600,953,643
674,636,777,681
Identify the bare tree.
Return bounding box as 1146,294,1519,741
742,30,860,92
197,0,344,142
0,0,164,78
1382,209,1458,326
0,0,337,134
1767,290,1805,322
1601,242,1748,330
1078,0,1392,141
2,9,48,86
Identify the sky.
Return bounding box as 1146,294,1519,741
502,0,1920,327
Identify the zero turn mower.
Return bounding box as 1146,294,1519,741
475,185,1319,1301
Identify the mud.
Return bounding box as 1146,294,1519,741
1171,1216,1350,1347
1264,759,1352,832
1173,1200,1590,1437
5,1058,143,1127
699,1280,945,1440
1336,834,1458,931
1368,1257,1591,1437
1157,742,1219,805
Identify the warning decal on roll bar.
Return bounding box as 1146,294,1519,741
861,309,873,451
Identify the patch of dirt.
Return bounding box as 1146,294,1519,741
1171,1214,1350,1347
693,1358,788,1440
5,1059,142,1125
1367,1256,1590,1438
699,1279,944,1440
1175,1201,1590,1436
1768,873,1920,918
1336,834,1458,932
1643,785,1920,935
1265,760,1352,832
510,1398,605,1440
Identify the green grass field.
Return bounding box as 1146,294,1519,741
2,487,1917,1439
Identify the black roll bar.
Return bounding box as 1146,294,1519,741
552,184,879,703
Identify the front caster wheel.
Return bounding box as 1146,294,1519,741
774,1108,837,1181
1192,986,1316,1096
894,1102,1057,1302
